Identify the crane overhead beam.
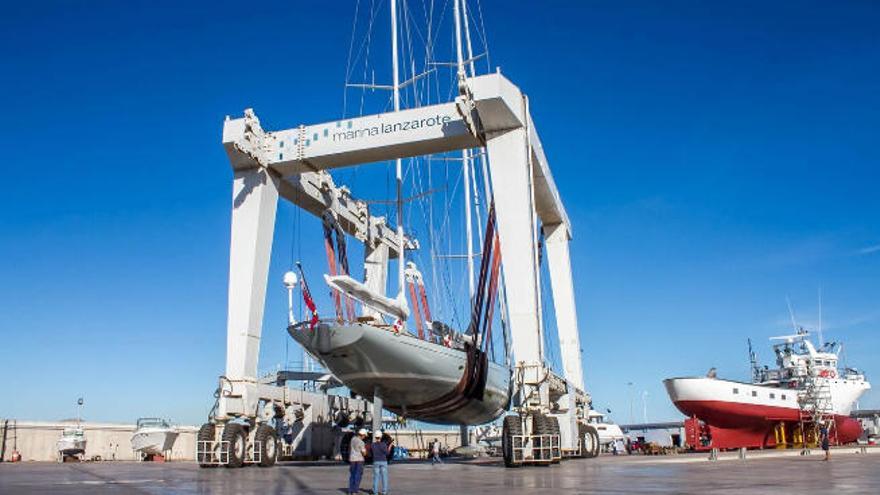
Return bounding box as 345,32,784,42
278,172,415,257
222,73,571,238
221,107,414,258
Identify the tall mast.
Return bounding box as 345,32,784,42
818,288,824,347
391,0,405,299
454,0,475,298
462,0,477,76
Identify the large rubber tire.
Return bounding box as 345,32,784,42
197,423,215,467
255,424,278,467
544,416,561,463
532,414,560,464
579,424,599,459
222,423,247,468
577,423,587,458
502,415,523,468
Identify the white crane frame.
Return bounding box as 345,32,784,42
219,73,587,452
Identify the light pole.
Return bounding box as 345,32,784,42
627,382,634,425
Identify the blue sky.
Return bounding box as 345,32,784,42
0,0,878,425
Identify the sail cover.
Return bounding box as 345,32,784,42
324,274,410,321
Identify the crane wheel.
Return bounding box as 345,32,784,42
222,423,247,468
589,426,600,458
502,415,523,468
545,416,561,462
255,424,278,467
197,423,216,467
532,414,559,463
579,423,599,458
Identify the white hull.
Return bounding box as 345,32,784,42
131,429,179,455
596,424,626,445
290,321,511,425
665,376,870,416
56,437,86,456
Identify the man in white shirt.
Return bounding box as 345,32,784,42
348,429,368,494
431,438,443,465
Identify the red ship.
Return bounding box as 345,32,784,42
664,331,870,450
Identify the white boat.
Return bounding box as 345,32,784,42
56,426,86,458
585,410,626,446
283,0,521,431
664,330,871,448
130,418,178,455
290,320,511,425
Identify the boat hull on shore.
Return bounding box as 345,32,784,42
665,377,865,448
131,429,178,455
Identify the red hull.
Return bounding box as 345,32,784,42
675,400,862,450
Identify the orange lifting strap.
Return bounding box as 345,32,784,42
322,211,356,322
405,262,432,341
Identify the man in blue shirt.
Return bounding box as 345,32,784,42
819,423,830,461
370,431,392,495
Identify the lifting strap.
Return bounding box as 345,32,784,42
464,202,502,400
407,277,424,339
405,262,432,340
322,211,356,322
396,204,502,419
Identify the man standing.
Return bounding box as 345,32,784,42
431,438,442,465
370,431,392,495
348,428,368,494
819,423,830,461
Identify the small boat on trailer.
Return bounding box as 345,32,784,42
56,426,86,462
131,418,179,459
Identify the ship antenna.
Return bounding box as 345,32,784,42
748,338,760,382
818,287,824,347
785,296,799,333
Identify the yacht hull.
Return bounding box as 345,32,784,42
56,438,86,456
289,321,511,425
131,429,179,455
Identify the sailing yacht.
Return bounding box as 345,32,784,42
288,0,513,426
289,320,510,425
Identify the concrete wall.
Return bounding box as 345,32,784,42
372,429,467,456
0,420,198,462
627,427,686,447
0,419,469,462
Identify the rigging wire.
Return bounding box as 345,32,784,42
336,0,502,340
342,0,363,118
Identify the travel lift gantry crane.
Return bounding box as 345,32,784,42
207,71,597,468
